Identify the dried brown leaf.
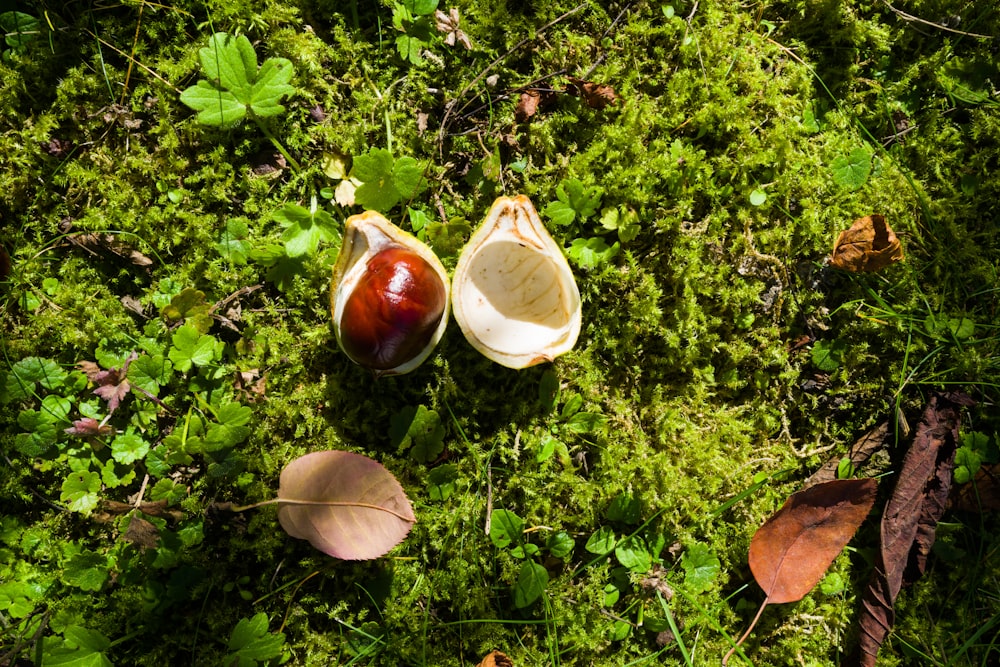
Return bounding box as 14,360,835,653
830,214,904,272
476,651,513,667
124,514,160,550
567,76,621,109
855,392,974,667
514,89,556,122
804,421,890,489
749,478,877,604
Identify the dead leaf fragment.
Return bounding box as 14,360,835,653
476,650,513,667
435,8,472,50
749,478,877,604
804,421,890,488
566,76,621,109
830,214,904,272
514,89,557,122
854,392,974,666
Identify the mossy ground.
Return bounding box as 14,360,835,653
1,1,999,665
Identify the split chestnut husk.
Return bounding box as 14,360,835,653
330,211,450,377
452,195,582,369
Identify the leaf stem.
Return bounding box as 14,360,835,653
252,113,303,173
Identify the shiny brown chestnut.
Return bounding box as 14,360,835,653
330,211,450,377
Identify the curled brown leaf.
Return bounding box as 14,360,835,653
830,214,904,272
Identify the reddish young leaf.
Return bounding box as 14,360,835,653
749,478,877,604
277,450,416,560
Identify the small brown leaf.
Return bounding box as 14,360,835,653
830,214,904,272
277,451,416,560
124,514,160,550
514,89,556,122
749,478,877,604
566,76,620,109
804,421,890,489
476,650,513,667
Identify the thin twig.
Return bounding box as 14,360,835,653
881,0,994,39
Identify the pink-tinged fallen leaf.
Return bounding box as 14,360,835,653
65,417,114,437
79,351,137,413
277,451,416,560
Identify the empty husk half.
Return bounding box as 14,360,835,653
452,195,582,369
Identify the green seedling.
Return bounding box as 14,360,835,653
390,404,446,463
225,613,286,667
954,431,998,485
272,199,341,258
180,32,300,170
351,147,427,212
392,0,440,65
216,218,253,265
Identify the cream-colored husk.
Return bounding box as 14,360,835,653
452,195,582,369
330,210,450,376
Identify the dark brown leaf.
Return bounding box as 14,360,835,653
749,478,877,604
805,421,890,488
951,463,1000,512
123,514,160,550
566,76,621,109
0,243,10,279
64,232,154,267
854,391,974,667
514,89,556,122
830,214,904,272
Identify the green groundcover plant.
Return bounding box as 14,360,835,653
2,1,1000,665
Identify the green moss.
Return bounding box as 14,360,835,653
1,0,999,665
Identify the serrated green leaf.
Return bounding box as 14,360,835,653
111,432,149,465
567,236,619,270
149,478,187,505
42,626,113,667
274,203,340,257
830,147,872,190
62,552,110,592
181,32,296,127
16,410,58,456
217,218,252,264
352,149,426,211
681,542,720,592
226,613,286,666
543,200,577,226
396,34,425,65
127,354,173,395
811,339,846,372
168,325,217,372
391,156,426,199
3,357,66,402
389,405,445,463
61,471,101,515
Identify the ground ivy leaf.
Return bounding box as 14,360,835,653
391,156,426,200
43,626,113,667
2,357,66,401
111,432,149,465
543,200,577,226
274,203,340,257
389,405,445,463
61,471,101,515
427,464,459,501
15,410,58,456
682,542,721,592
831,147,873,190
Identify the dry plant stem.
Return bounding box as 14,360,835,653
722,596,768,666
229,498,415,523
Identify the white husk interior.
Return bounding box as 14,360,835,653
453,195,581,367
